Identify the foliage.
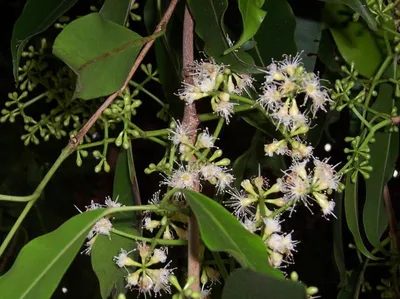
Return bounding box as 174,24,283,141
1,0,400,298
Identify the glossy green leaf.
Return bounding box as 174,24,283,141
112,149,136,225
91,230,136,299
327,0,378,31
224,0,267,54
241,110,276,136
0,209,106,299
363,84,397,248
222,269,307,299
317,29,342,73
344,173,378,259
324,3,382,77
143,0,183,115
11,0,77,79
251,0,297,66
92,150,137,298
187,0,260,73
53,13,145,100
183,189,283,277
333,191,348,287
100,0,132,25
292,1,324,71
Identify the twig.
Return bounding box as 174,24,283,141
182,3,201,293
383,185,399,252
68,0,180,152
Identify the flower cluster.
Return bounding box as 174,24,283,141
177,60,253,123
114,242,174,297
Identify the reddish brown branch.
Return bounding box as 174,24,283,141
383,185,399,252
181,3,201,293
67,0,179,152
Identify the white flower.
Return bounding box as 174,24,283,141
148,247,168,265
312,158,341,191
87,218,113,239
85,200,102,211
215,171,234,193
148,266,174,296
281,171,310,204
281,233,298,256
126,270,140,289
266,233,285,253
263,217,282,236
200,163,222,181
269,251,284,268
162,165,199,190
278,76,297,95
279,53,303,77
314,192,336,218
258,84,283,112
105,196,122,208
213,100,237,124
169,119,195,146
264,62,285,82
302,74,332,116
231,73,254,94
264,139,288,157
271,100,292,129
113,248,136,268
241,217,258,232
176,83,205,104
197,129,215,148
224,189,256,219
143,217,161,232
200,283,212,299
149,191,161,205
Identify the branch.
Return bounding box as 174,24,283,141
68,0,180,152
181,3,201,293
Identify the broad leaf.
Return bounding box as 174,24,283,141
0,209,106,299
333,191,348,287
100,0,132,25
326,0,378,31
224,0,267,54
92,150,137,298
187,0,260,73
91,230,136,299
53,13,145,99
251,0,297,66
143,0,183,115
344,173,378,259
112,149,136,226
291,1,324,71
183,189,283,277
317,29,342,73
222,269,307,299
363,84,398,248
11,0,77,79
324,3,382,77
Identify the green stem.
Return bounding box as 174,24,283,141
361,55,392,130
269,199,297,218
228,94,255,105
130,81,165,107
77,138,116,150
352,107,372,129
211,251,229,281
111,228,187,246
198,117,224,161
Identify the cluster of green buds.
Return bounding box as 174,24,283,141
366,0,397,24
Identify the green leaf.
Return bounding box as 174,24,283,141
251,0,297,66
91,230,135,299
143,0,183,115
0,209,107,299
327,0,378,31
224,0,267,55
222,269,307,299
11,0,77,79
324,3,382,77
183,189,283,277
53,13,145,100
292,1,324,71
344,173,378,259
241,110,276,136
333,191,349,288
187,0,260,73
112,149,136,226
100,0,132,25
363,84,398,248
317,29,342,73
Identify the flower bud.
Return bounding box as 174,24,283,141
241,179,257,196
